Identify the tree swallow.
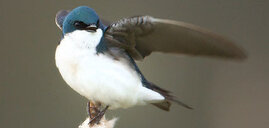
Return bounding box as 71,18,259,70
55,6,246,124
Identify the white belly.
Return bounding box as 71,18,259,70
55,30,164,109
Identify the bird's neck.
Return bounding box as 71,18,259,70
62,29,104,51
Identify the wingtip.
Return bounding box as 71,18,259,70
177,101,194,110
219,47,248,61
55,10,70,30
169,97,194,110
235,49,248,60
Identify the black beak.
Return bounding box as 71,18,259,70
86,24,98,32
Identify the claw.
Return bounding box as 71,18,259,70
87,102,101,120
89,106,109,126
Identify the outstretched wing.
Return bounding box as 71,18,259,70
55,10,70,30
104,16,247,60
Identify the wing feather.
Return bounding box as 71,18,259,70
105,16,247,60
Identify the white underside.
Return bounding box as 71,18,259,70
55,29,164,109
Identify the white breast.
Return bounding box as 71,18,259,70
55,29,164,109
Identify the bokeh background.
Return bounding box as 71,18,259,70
0,0,268,128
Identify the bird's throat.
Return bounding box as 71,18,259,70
64,29,103,50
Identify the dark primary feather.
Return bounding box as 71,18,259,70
105,16,247,60
144,81,193,110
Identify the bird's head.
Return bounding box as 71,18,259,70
59,6,104,35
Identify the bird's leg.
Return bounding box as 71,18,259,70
89,106,109,125
87,102,101,120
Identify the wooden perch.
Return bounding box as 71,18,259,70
79,116,117,128
79,102,117,128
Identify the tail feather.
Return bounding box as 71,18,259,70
144,81,193,110
152,101,171,111
167,96,193,109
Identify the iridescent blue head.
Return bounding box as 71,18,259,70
62,6,105,35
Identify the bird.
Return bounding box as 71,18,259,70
55,6,246,124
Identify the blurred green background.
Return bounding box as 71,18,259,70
0,0,268,128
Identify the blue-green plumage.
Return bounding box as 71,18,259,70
62,6,105,35
96,36,108,53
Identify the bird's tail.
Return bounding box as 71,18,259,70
144,82,193,111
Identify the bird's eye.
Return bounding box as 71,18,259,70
74,21,88,29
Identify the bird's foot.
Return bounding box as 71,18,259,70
89,106,109,126
87,102,101,120
87,102,109,126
